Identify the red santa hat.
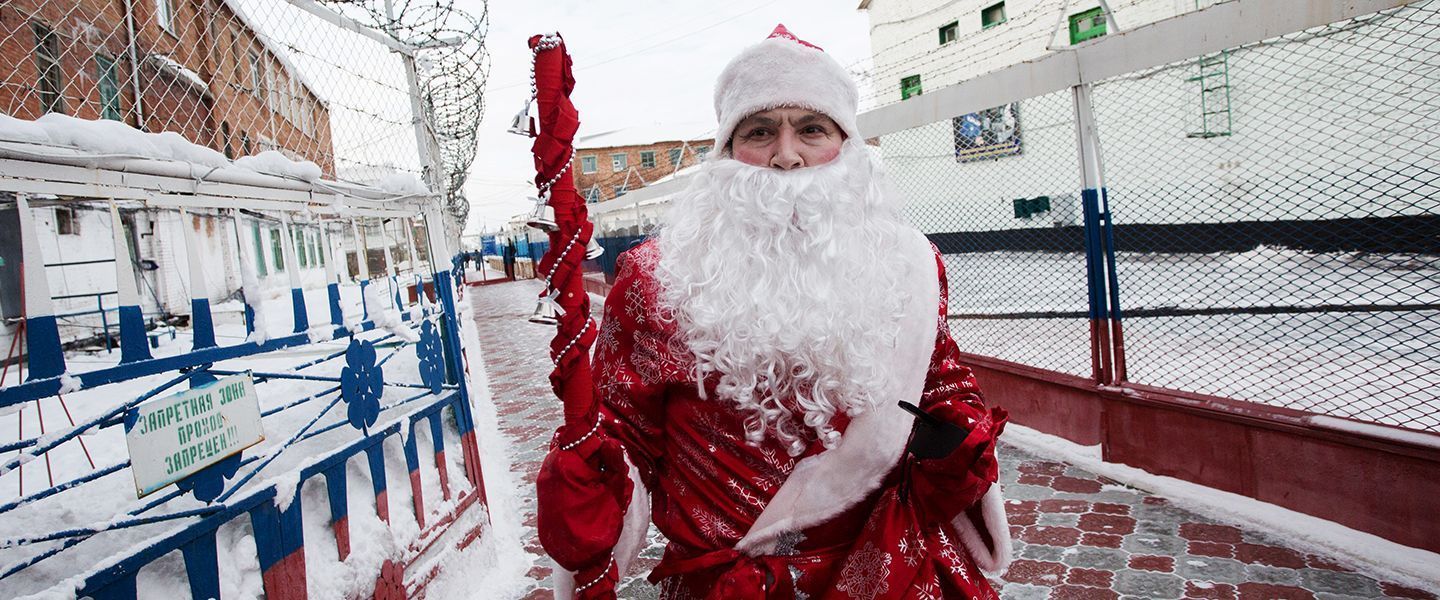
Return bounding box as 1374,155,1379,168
712,24,861,151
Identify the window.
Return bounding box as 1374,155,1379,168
982,2,1007,29
32,23,64,115
613,184,627,198
581,155,597,174
55,207,79,235
1013,196,1051,219
315,231,326,266
95,54,122,121
640,151,656,169
611,153,627,171
294,227,308,268
901,75,922,100
289,79,301,124
155,0,176,34
266,64,279,111
230,28,243,82
668,147,683,167
307,232,319,267
938,21,958,45
1069,7,1107,44
696,145,711,160
248,52,261,97
252,223,268,276
586,186,601,204
269,228,285,271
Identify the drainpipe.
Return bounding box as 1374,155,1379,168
122,0,148,131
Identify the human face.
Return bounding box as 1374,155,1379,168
729,107,846,170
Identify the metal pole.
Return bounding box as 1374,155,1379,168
1072,83,1111,384
98,294,111,353
388,0,450,252
122,0,148,131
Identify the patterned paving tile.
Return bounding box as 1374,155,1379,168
468,280,1434,600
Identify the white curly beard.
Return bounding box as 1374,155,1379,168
654,140,917,456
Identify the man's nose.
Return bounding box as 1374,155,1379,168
770,130,804,170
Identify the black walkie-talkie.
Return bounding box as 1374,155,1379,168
898,400,970,460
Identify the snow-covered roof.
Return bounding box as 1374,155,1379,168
575,121,715,150
147,54,212,99
220,0,327,106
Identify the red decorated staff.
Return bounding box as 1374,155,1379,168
520,33,631,597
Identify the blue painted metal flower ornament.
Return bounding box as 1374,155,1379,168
341,338,384,430
417,319,444,395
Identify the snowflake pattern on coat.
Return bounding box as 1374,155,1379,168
835,541,893,599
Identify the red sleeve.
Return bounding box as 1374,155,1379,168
536,247,665,598
592,248,668,488
909,245,1008,524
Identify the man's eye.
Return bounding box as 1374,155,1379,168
745,128,773,139
801,126,826,135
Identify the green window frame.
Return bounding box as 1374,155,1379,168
269,228,285,272
938,21,958,45
95,54,122,121
640,151,656,169
901,75,922,100
251,223,268,276
982,2,1007,29
317,231,326,266
668,147,683,166
294,227,308,268
1069,7,1106,44
580,155,597,174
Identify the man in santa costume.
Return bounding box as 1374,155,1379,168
537,25,1011,599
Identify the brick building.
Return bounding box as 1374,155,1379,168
573,124,714,203
1,0,335,174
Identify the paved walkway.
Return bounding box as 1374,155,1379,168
469,279,1434,600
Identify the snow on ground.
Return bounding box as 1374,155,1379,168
0,274,522,599
942,247,1440,431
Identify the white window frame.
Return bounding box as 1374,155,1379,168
156,0,176,35
248,51,262,97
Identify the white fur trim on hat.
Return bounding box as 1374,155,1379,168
712,26,860,150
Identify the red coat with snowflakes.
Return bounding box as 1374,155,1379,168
537,238,1009,599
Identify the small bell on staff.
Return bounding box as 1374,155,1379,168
508,102,535,137
585,237,604,260
525,196,558,232
528,298,559,325
528,289,564,325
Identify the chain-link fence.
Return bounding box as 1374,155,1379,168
1090,3,1440,430
0,0,486,231
880,0,1440,432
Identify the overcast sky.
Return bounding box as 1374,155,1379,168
454,0,873,236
